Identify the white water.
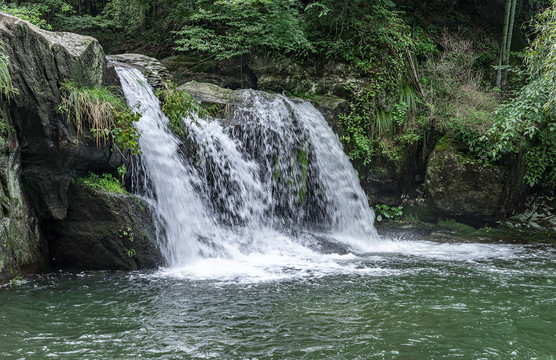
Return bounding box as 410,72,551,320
115,66,524,282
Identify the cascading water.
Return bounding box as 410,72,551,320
115,65,379,273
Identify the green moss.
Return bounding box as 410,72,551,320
434,142,453,153
77,172,128,194
438,218,475,233
273,153,280,183
298,141,310,204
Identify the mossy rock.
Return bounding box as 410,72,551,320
425,143,510,226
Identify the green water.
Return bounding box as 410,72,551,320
1,241,555,359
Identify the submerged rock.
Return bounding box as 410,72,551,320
49,182,162,270
425,144,510,225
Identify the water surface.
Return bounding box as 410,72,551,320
1,239,555,359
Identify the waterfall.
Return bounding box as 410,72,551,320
115,65,378,268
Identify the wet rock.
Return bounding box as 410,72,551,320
49,182,162,270
0,130,48,282
425,143,510,225
108,53,170,91
178,81,242,124
310,95,349,135
160,54,257,90
505,194,556,232
0,13,162,276
250,55,354,98
179,81,240,106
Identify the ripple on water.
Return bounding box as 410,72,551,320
0,240,555,359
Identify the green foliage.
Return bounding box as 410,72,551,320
339,112,376,166
481,1,556,188
486,77,556,187
10,275,24,285
117,164,127,183
77,172,128,194
175,0,310,59
0,42,18,102
298,141,310,204
156,83,213,137
422,32,499,161
527,0,556,105
57,82,141,154
310,1,437,166
339,78,428,164
120,226,135,248
0,0,72,30
306,1,412,73
155,84,198,136
374,204,403,222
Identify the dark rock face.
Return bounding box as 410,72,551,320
0,13,161,277
425,144,510,225
0,130,48,282
0,12,111,220
250,56,354,98
108,54,171,91
49,183,162,270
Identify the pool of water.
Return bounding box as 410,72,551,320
1,239,555,359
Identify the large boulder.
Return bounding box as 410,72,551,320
0,12,115,220
425,144,510,225
0,13,162,276
48,182,162,270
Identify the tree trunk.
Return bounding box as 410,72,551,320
503,0,518,86
497,0,512,88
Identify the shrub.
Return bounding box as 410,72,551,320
485,77,556,187
155,83,202,137
422,32,499,158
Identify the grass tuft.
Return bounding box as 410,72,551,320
57,82,141,153
77,172,128,194
0,41,19,102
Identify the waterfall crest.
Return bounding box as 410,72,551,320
115,65,378,267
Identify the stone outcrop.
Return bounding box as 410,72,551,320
179,81,241,107
178,80,241,122
49,183,162,270
108,53,170,91
0,13,161,279
250,56,353,98
0,12,113,220
425,143,510,225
